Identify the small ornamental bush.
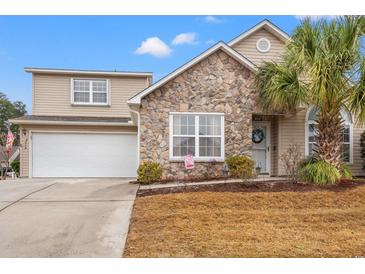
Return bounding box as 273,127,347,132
299,160,340,185
10,160,20,175
225,155,254,181
137,161,163,184
280,144,303,183
340,164,352,180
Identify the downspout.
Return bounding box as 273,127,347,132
129,107,140,167
129,75,150,168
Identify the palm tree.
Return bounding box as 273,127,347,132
256,16,365,168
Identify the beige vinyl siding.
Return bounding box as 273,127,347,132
19,127,29,177
277,109,365,176
271,116,279,176
347,123,365,176
277,110,306,176
232,28,285,66
19,124,137,177
32,73,149,117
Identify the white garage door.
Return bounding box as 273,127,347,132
32,132,137,178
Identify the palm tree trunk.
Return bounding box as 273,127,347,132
315,109,343,168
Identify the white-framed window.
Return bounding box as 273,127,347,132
305,107,353,163
169,113,225,161
71,78,109,105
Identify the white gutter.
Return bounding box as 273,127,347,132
129,108,141,167
9,119,135,127
24,67,153,77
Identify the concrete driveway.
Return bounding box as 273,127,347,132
0,178,138,258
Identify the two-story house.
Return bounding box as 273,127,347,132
11,20,365,178
11,68,151,177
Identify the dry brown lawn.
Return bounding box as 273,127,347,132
124,185,365,257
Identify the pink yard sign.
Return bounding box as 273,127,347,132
184,154,194,170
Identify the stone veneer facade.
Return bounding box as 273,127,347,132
139,50,257,179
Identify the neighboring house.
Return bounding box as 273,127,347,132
11,20,365,178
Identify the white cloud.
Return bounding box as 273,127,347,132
205,39,216,45
203,16,223,23
172,32,198,45
135,37,171,58
295,15,338,21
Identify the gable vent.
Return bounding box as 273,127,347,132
256,37,271,53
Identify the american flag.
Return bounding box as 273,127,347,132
5,129,16,155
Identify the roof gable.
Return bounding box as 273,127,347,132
231,27,286,66
228,19,290,47
128,42,256,105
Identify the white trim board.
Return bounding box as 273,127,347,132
169,111,225,116
128,42,257,105
28,130,137,135
9,119,134,127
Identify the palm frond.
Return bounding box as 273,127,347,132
256,61,309,113
348,58,365,124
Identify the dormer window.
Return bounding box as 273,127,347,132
71,78,109,105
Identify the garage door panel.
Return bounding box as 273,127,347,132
32,133,137,177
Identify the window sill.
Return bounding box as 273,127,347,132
169,157,225,163
71,103,110,107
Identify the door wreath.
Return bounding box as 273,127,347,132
252,128,265,144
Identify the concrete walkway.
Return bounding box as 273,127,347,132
139,176,285,190
0,178,138,258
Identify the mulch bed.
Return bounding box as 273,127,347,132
137,179,365,197
130,176,230,185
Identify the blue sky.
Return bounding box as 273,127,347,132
0,15,301,112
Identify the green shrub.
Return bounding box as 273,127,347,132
340,164,352,179
299,160,340,185
11,160,20,175
299,155,318,169
225,155,254,180
137,161,163,184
